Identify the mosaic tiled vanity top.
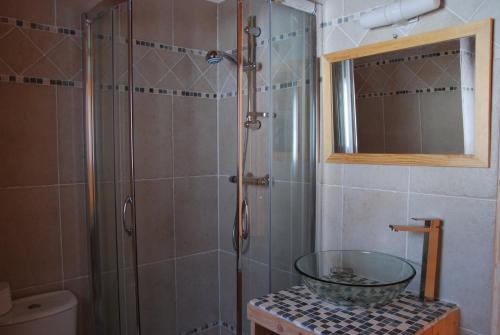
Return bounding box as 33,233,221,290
249,285,458,335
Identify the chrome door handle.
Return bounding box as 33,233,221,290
242,199,249,239
232,199,250,252
122,195,133,236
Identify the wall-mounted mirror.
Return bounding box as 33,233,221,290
322,20,493,167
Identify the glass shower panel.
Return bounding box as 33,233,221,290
239,1,272,333
91,9,121,335
237,2,316,334
86,3,139,335
269,2,316,292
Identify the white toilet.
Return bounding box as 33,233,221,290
0,291,77,335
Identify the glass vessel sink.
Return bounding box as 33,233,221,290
295,250,416,308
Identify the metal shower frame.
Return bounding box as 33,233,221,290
82,0,141,334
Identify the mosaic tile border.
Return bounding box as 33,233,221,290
357,85,474,99
178,320,236,335
0,74,81,88
320,11,363,29
354,49,461,69
134,39,208,57
220,320,236,334
96,83,218,99
0,75,312,100
0,16,79,37
219,79,311,99
180,320,220,335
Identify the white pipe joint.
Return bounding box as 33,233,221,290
360,0,441,29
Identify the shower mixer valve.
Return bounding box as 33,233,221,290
245,26,261,37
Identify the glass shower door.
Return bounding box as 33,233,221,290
236,1,317,334
83,2,140,335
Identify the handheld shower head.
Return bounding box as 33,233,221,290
206,50,238,65
206,50,224,64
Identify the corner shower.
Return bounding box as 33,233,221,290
83,1,317,335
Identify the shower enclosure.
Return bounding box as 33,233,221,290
83,1,317,334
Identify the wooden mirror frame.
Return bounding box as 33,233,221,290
322,19,493,167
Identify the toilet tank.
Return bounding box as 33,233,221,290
0,291,77,335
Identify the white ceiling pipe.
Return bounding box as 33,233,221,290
360,0,441,29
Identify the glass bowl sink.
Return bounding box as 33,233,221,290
295,250,416,308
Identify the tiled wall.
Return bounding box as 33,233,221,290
0,1,100,335
318,1,500,335
131,0,219,335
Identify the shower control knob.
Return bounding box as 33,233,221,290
245,26,261,37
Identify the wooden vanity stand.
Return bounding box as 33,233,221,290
248,286,460,335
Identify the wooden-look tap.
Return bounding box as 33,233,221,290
389,219,443,301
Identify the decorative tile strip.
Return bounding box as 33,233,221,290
219,79,311,99
357,85,474,99
220,320,236,333
96,82,218,99
320,12,362,29
134,38,208,57
354,49,461,69
179,320,219,335
0,16,79,36
225,26,313,55
0,74,82,88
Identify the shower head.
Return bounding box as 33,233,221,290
206,50,238,66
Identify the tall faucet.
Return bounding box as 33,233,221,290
389,218,442,301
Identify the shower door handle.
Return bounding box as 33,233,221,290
122,195,134,236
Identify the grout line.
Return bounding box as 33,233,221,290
405,167,411,259
11,280,64,295
410,191,498,202
175,249,219,261
54,86,65,287
171,82,179,334
324,183,498,202
0,182,84,191
137,258,176,268
62,274,90,283
216,1,222,327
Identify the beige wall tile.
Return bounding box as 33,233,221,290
138,261,176,335
57,87,85,184
176,251,219,332
0,0,55,25
173,0,217,50
60,184,88,280
136,179,174,264
133,93,173,179
0,28,43,75
0,83,58,187
342,188,407,257
408,194,495,334
134,0,173,43
64,277,92,335
174,177,218,257
0,186,62,289
47,37,82,80
56,0,100,29
173,97,217,177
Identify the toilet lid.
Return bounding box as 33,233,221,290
0,291,77,326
